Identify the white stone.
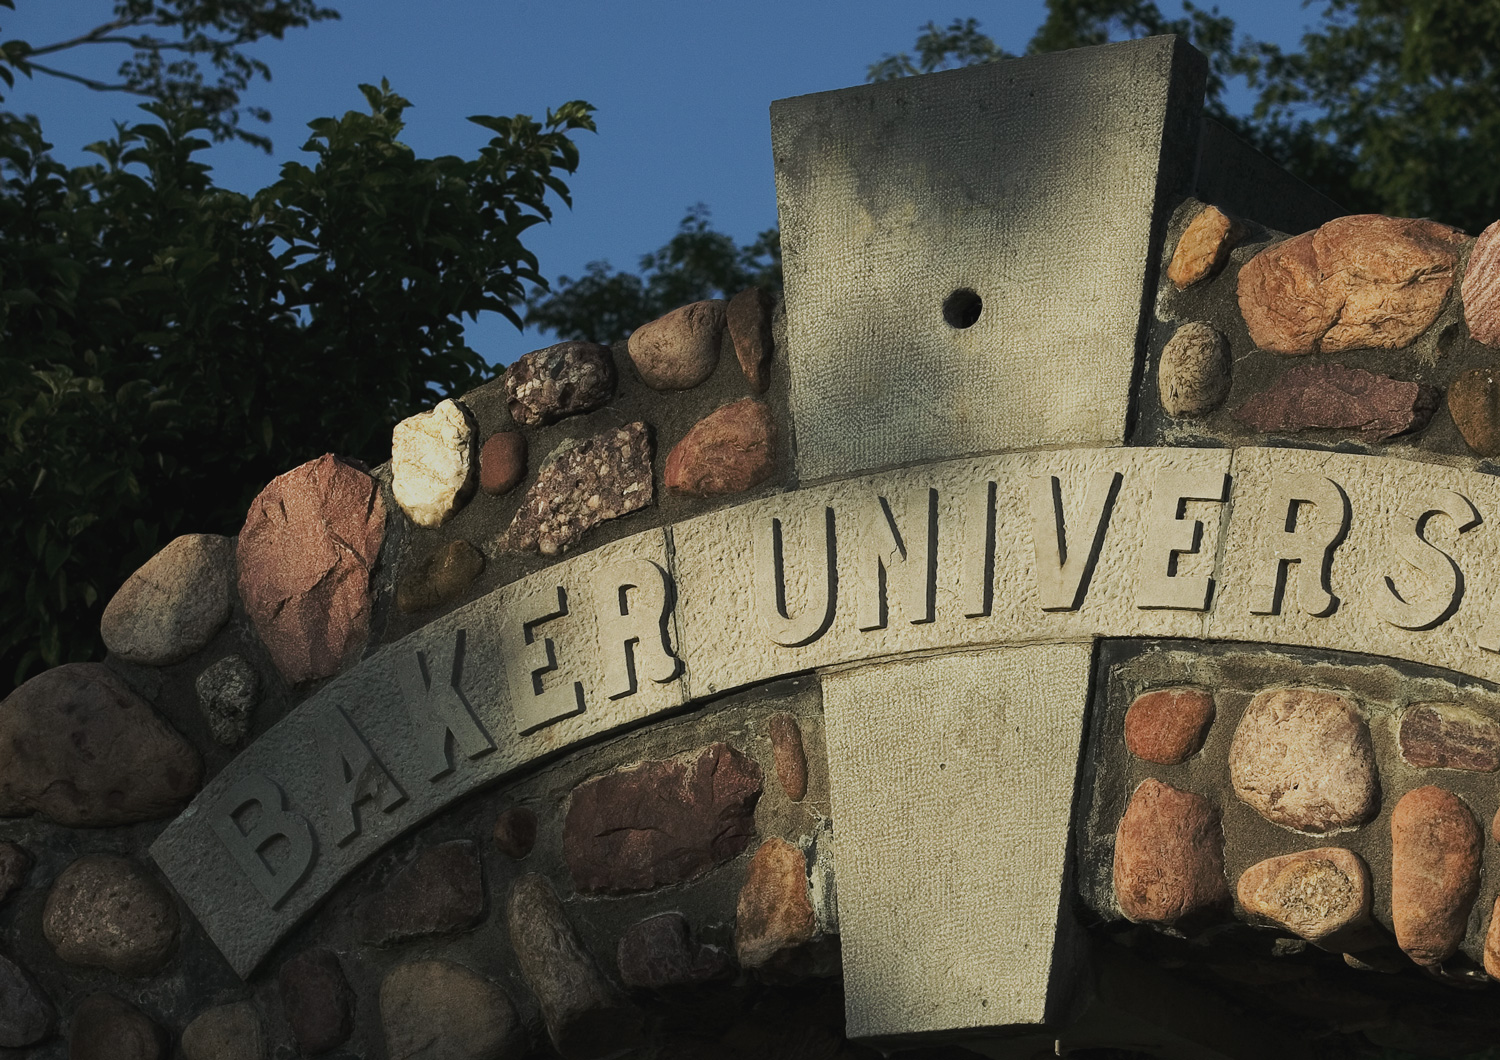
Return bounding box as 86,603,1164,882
100,534,233,665
391,399,474,528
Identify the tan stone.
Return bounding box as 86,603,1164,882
391,398,474,528
1462,219,1500,346
43,855,178,976
181,1002,265,1060
380,960,520,1060
1112,779,1229,926
1229,688,1377,833
1123,686,1215,764
627,300,724,390
1392,786,1481,966
1167,205,1241,289
1158,322,1230,417
1483,893,1500,978
100,534,233,665
1236,847,1371,943
735,838,817,967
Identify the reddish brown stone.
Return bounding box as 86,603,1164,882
564,743,762,894
492,806,537,860
1236,848,1372,944
1447,367,1500,457
501,422,654,555
1113,779,1229,927
0,663,201,826
736,838,817,968
665,399,775,497
1392,786,1481,966
502,341,615,426
627,300,725,390
1399,704,1500,772
479,430,527,495
1233,363,1438,442
617,912,733,989
1123,686,1215,765
0,842,30,906
279,948,354,1054
1238,215,1466,355
1168,205,1242,289
768,713,808,801
237,453,385,684
1462,219,1500,347
69,994,163,1060
43,855,179,976
1229,688,1377,833
727,286,775,392
395,539,485,613
360,840,484,945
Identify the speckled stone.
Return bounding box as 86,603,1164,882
237,453,385,684
479,431,527,495
0,841,32,906
1113,779,1230,927
736,838,817,969
1123,686,1215,765
1167,205,1241,289
1399,703,1500,772
180,1002,265,1060
0,663,201,826
360,840,484,946
1392,786,1482,967
1447,367,1500,458
1236,848,1372,944
278,948,354,1054
503,341,615,427
664,399,775,497
391,399,475,528
68,994,162,1060
0,952,52,1048
492,806,537,860
1229,688,1378,833
381,959,521,1060
727,286,775,392
1158,322,1230,417
395,539,485,613
627,300,725,390
100,533,234,665
1462,219,1500,347
618,912,734,989
42,855,178,976
195,654,259,746
1233,363,1438,441
768,713,809,801
501,422,653,556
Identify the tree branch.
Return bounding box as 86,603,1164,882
22,18,138,58
20,60,148,95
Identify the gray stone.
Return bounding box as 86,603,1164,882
1158,322,1230,417
278,948,353,1054
626,300,724,390
100,533,234,665
360,840,484,945
501,422,654,555
507,873,642,1058
181,1002,265,1060
503,341,615,426
0,663,201,826
0,841,32,906
391,398,476,528
68,993,163,1060
0,952,52,1048
43,855,178,976
195,654,259,746
380,959,521,1060
617,913,733,989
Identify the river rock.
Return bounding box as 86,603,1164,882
503,341,615,426
391,399,475,528
617,912,733,989
1113,779,1229,926
1158,322,1230,417
381,959,520,1060
237,453,385,683
736,838,817,968
1483,894,1500,978
0,663,201,826
507,873,642,1057
0,842,32,905
1391,786,1482,966
279,948,353,1054
99,533,233,665
492,806,537,860
1228,688,1378,833
0,952,52,1048
479,431,527,495
627,300,725,390
69,994,162,1060
728,286,775,391
181,1002,265,1060
664,399,775,496
1236,848,1372,944
1234,362,1437,441
360,840,484,945
1399,703,1500,772
396,539,485,613
195,653,259,746
768,712,809,801
1447,367,1500,457
43,855,178,976
564,742,762,894
1167,204,1242,289
1123,686,1215,765
501,422,653,556
1462,219,1500,346
1237,215,1466,354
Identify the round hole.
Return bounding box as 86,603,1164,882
943,288,982,329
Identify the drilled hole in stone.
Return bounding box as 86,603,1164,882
943,288,982,329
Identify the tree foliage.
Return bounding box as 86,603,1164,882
0,83,594,687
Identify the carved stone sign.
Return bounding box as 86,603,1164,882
152,444,1500,975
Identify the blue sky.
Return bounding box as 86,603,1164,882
2,1,1318,366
